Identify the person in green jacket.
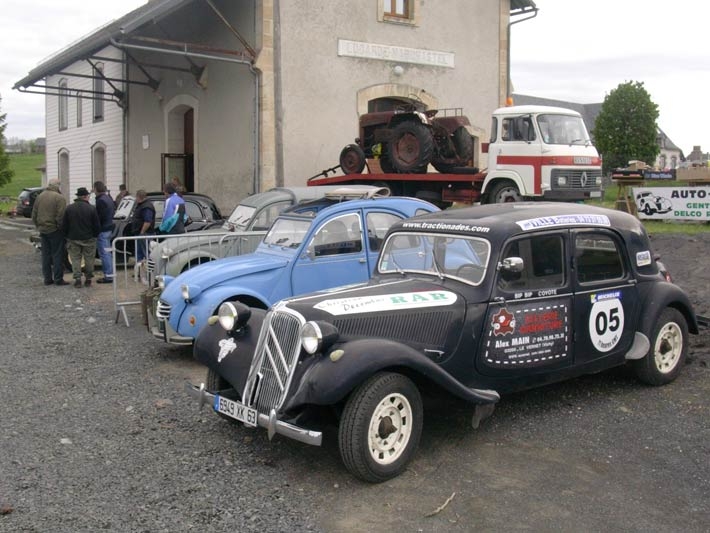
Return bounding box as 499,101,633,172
32,178,68,286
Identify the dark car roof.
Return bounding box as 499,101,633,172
20,186,44,194
391,202,643,239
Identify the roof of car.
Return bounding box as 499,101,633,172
279,195,437,220
391,202,643,240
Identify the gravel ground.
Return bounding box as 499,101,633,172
1,219,708,532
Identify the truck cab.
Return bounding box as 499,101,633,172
483,105,603,203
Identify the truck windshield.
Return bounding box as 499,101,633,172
537,114,590,146
378,232,491,286
263,218,311,249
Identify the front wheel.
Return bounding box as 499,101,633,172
338,372,423,483
488,180,522,203
387,122,434,173
633,308,688,385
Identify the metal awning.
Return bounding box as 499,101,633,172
12,0,254,106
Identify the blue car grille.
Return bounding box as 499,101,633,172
156,300,171,320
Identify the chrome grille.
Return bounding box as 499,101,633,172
551,169,602,190
156,300,172,320
244,309,304,414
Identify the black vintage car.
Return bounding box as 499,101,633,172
187,202,698,482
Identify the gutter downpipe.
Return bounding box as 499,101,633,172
109,38,260,195
506,7,538,103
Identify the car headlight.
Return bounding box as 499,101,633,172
301,321,339,355
181,283,202,301
595,176,602,185
217,301,252,332
557,176,567,186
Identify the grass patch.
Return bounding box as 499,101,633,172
0,153,45,215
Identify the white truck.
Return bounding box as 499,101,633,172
310,104,603,205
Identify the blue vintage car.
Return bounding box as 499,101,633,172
149,194,437,345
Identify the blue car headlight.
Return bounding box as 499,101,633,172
181,283,202,301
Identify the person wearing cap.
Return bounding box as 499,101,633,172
62,187,100,288
93,181,115,283
31,178,68,286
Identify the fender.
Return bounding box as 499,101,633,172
481,172,527,196
284,338,500,412
192,308,268,396
636,282,699,336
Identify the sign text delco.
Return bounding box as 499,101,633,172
632,187,710,221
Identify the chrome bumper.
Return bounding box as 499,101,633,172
146,306,194,345
184,381,323,446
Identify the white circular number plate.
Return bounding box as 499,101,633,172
589,298,624,352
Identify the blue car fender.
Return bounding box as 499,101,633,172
284,338,500,412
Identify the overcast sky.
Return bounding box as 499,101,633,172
2,0,708,156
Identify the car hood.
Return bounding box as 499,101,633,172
161,253,289,300
284,279,465,322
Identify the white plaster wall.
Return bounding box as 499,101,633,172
45,46,125,200
278,0,503,185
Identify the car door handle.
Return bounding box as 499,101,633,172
359,258,366,263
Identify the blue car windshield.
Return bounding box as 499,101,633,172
379,232,491,286
264,217,312,249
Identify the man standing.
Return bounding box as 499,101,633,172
93,181,115,283
114,184,129,207
62,187,100,288
131,189,155,264
31,178,68,286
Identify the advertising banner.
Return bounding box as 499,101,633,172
632,187,710,220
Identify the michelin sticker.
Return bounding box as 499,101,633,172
636,250,652,267
314,290,457,316
516,214,611,231
588,291,624,352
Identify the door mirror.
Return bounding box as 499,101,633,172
499,256,524,281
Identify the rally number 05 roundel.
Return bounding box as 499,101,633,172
588,297,624,352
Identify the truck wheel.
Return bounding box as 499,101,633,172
339,144,366,174
488,180,522,203
338,372,423,483
388,122,434,173
633,308,688,385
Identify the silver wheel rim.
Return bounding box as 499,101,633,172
368,392,413,465
498,187,521,202
654,322,683,374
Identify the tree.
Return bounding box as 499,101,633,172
0,95,14,188
592,81,659,174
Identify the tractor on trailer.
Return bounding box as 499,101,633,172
309,105,603,205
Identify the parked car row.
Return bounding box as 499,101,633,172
139,192,697,483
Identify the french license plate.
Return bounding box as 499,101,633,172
214,395,258,427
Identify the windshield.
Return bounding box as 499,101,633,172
263,217,311,249
379,232,491,286
225,204,256,231
536,114,590,145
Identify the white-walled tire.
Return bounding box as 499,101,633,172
633,308,688,385
338,372,423,483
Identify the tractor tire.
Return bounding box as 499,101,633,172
340,144,367,174
431,127,473,173
387,121,434,173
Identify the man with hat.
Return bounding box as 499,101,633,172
62,187,100,288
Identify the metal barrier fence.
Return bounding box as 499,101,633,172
111,230,266,326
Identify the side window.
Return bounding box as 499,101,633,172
313,213,363,257
252,201,291,230
498,234,565,291
575,234,624,283
184,201,203,221
366,212,402,251
501,118,513,141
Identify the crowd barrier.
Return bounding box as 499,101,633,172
111,230,266,327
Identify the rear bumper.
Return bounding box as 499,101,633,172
184,381,323,446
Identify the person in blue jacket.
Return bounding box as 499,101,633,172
93,181,115,283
